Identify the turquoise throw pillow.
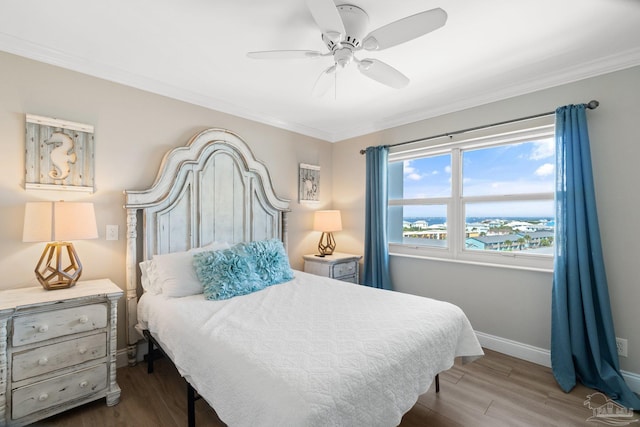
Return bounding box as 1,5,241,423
193,239,294,301
193,247,263,301
237,239,294,285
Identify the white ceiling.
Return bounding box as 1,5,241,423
1,0,639,142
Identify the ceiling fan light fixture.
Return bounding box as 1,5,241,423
334,48,353,67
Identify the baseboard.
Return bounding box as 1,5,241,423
475,330,640,394
475,331,552,367
116,348,129,368
621,370,640,395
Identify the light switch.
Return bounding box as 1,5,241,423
106,225,119,241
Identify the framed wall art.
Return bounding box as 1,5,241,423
25,114,95,192
299,163,320,204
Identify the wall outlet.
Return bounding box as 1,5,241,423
616,337,628,357
106,225,119,241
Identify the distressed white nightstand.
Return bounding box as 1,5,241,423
0,279,123,426
303,252,362,283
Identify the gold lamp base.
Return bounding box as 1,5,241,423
35,242,83,290
317,232,336,257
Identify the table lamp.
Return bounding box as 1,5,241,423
313,210,342,257
23,201,98,290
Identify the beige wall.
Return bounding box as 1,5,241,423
332,65,640,374
0,51,334,350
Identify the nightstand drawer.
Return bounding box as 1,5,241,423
303,253,361,283
12,304,107,347
12,333,107,381
339,275,358,284
332,262,357,278
12,363,107,419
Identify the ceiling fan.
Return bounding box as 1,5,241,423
247,0,447,95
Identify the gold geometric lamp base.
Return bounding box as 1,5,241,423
35,241,83,290
317,232,337,257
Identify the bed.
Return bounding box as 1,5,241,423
123,128,484,426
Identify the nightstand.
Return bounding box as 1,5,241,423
0,279,123,426
303,252,362,283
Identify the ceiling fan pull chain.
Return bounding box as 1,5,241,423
334,64,337,100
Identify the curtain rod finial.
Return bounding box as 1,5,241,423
587,100,599,109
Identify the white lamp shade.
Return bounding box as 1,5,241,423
313,210,342,232
23,201,98,242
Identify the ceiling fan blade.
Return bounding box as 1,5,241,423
312,64,337,97
306,0,345,42
361,8,447,51
247,50,324,59
358,59,409,89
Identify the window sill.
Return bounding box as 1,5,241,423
388,250,554,273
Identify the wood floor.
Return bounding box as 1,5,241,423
34,348,639,426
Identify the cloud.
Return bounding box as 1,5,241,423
535,163,554,177
403,160,445,181
403,161,424,181
529,139,554,160
404,161,416,175
402,160,422,181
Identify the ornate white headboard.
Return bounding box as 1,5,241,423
123,128,290,365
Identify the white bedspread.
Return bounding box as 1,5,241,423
138,271,483,427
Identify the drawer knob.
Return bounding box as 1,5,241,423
38,325,48,333
79,315,89,324
79,380,88,388
78,347,87,355
38,357,48,366
38,393,48,402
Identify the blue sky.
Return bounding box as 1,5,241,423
401,138,555,217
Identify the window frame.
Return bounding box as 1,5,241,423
387,117,555,272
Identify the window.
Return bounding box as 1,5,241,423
388,117,555,271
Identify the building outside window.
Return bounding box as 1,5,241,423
388,116,555,271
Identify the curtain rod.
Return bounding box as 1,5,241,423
359,100,600,155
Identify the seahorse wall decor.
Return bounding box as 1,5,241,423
46,132,77,180
25,114,95,192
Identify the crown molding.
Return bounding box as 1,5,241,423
329,46,640,142
2,32,639,144
0,33,335,142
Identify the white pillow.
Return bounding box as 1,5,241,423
139,259,161,295
153,242,231,297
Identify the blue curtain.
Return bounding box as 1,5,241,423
552,104,640,408
363,146,392,290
